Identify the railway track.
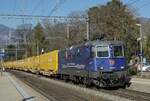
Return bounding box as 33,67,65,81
9,70,109,101
100,88,150,101
10,70,150,101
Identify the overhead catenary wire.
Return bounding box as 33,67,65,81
0,14,86,21
49,0,67,16
127,0,141,5
136,0,150,10
126,0,134,3
126,0,136,4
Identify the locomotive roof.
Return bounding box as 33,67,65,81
85,40,123,46
63,40,123,50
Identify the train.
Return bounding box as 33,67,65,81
3,40,131,88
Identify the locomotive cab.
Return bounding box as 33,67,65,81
59,40,131,88
93,44,126,71
90,41,131,87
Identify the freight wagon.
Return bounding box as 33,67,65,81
3,41,131,88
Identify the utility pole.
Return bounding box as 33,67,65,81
36,42,40,63
22,18,28,58
140,24,143,76
136,23,143,76
15,42,18,61
37,43,39,56
66,23,70,39
37,42,40,72
8,28,12,45
0,49,5,76
22,0,28,58
86,16,90,41
0,58,3,76
66,23,70,46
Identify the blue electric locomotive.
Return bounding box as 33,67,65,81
59,40,131,87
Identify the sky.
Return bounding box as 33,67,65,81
0,0,150,28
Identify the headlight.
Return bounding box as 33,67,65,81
121,66,124,69
100,67,103,70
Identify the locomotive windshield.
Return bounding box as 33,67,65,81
96,46,109,57
113,45,124,57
